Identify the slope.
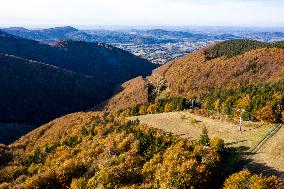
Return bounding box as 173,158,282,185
0,54,107,128
0,31,157,125
95,76,149,112
0,111,280,188
102,40,284,112
0,31,156,86
164,47,284,97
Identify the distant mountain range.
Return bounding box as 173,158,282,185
4,26,284,64
2,26,96,43
4,26,284,46
82,28,242,44
2,26,242,45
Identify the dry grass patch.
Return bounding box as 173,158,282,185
131,111,284,182
131,111,271,150
250,125,284,176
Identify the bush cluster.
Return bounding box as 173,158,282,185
0,113,231,189
200,81,284,123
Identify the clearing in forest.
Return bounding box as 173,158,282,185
131,111,284,179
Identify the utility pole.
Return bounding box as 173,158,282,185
239,109,246,132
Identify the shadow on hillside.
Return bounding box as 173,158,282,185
228,145,284,180
246,161,284,178
226,140,247,146
0,123,37,145
91,85,124,111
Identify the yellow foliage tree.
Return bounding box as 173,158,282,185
210,138,225,153
202,99,210,110
223,169,281,189
147,104,157,114
255,101,277,123
164,102,174,112
235,95,251,116
214,99,220,112
139,104,148,115
70,178,87,189
221,96,234,115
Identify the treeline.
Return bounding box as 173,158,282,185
206,39,284,59
200,81,284,123
116,97,199,117
116,82,284,124
0,112,280,188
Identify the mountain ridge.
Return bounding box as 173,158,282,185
100,40,284,112
0,30,157,142
2,26,95,42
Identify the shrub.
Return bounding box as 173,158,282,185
255,102,277,123
214,99,221,112
210,138,225,154
190,118,197,124
0,145,12,167
223,169,281,189
139,105,148,115
24,148,46,166
62,136,81,148
147,104,157,114
164,102,174,112
56,160,87,186
199,128,210,146
0,182,12,189
24,170,60,189
70,178,87,189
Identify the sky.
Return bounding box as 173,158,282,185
0,0,284,28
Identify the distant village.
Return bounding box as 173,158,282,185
116,41,211,64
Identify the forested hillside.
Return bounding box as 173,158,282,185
0,54,107,125
0,32,156,86
96,76,149,112
205,39,284,59
0,31,156,124
101,40,284,123
0,39,283,188
163,46,284,97
0,30,157,143
0,112,280,188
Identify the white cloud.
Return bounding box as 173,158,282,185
0,0,283,27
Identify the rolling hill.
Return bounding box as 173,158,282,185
2,26,96,43
0,39,283,188
100,40,284,112
95,76,149,112
0,53,111,144
0,111,281,188
0,30,157,143
0,31,156,84
0,53,108,125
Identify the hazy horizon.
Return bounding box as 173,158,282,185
1,0,284,28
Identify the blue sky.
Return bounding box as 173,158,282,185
0,0,283,27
